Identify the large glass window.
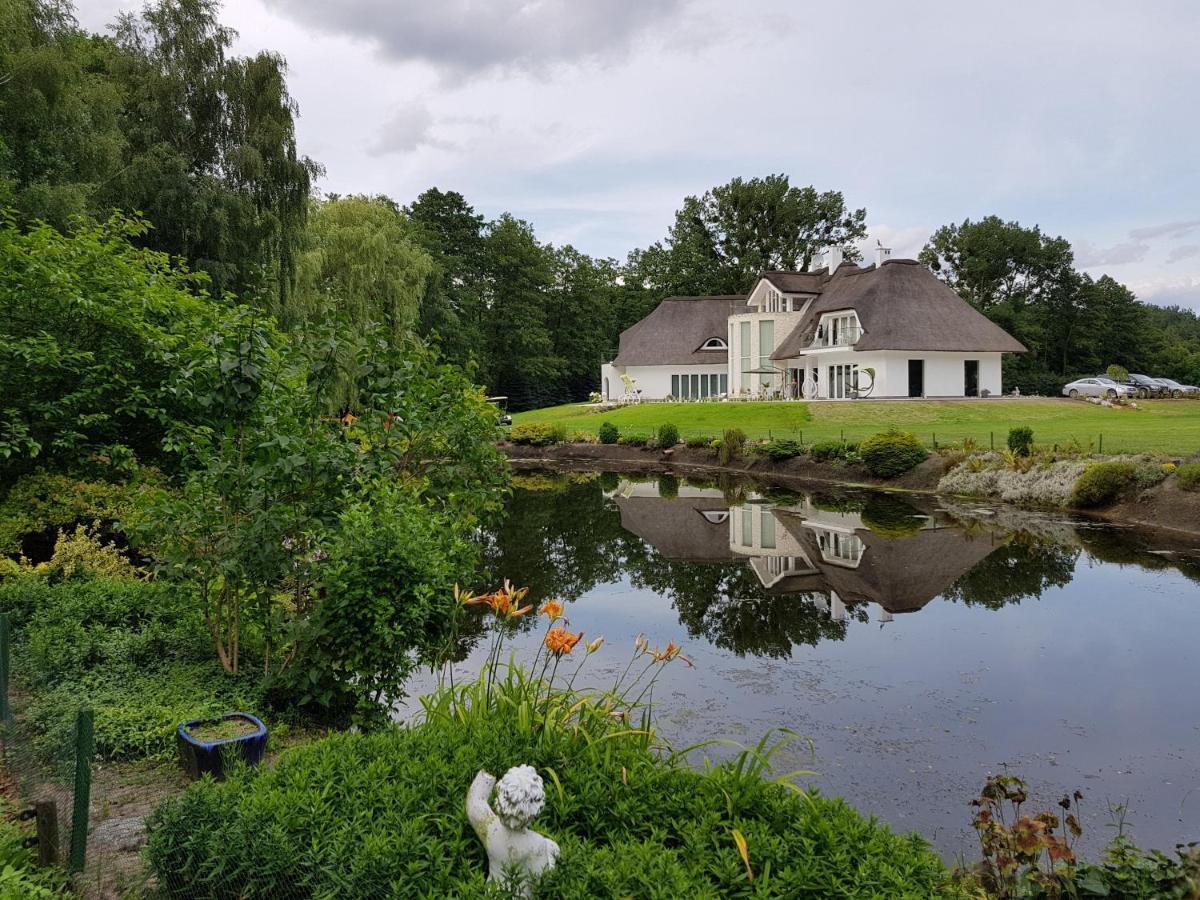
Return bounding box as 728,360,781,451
760,508,776,549
739,321,751,392
758,320,774,370
719,373,728,395
671,374,680,398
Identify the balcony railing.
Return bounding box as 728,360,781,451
807,325,861,349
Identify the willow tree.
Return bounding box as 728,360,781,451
291,195,435,409
105,0,319,309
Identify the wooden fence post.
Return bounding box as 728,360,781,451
35,800,59,866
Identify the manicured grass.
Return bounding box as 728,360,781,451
513,398,1200,455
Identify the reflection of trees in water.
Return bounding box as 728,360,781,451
480,477,855,658
941,537,1079,609
1077,528,1200,585
619,542,856,658
478,476,628,604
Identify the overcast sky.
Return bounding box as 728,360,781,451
75,0,1200,310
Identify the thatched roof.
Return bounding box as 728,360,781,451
615,496,737,562
771,259,1026,360
776,513,1000,613
611,295,743,366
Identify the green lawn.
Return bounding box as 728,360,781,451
513,398,1200,455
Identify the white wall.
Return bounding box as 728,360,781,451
791,350,1006,398
601,364,727,400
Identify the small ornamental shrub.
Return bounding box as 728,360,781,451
510,423,563,446
1007,426,1035,457
755,439,805,461
571,430,598,444
598,421,619,445
617,434,649,448
717,428,746,465
808,440,859,462
656,423,680,448
1071,461,1136,508
685,435,713,449
1176,462,1200,492
859,429,928,478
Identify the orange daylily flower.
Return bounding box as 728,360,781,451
544,627,584,657
539,600,564,622
463,580,533,620
650,640,695,667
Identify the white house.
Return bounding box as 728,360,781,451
601,247,1026,401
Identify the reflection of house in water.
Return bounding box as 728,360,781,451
611,480,998,623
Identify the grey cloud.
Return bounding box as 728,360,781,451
1166,244,1200,264
1075,240,1149,268
370,104,451,155
1128,220,1200,241
259,0,686,77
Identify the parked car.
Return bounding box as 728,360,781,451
1128,373,1169,398
1094,374,1142,395
1153,378,1199,398
1062,377,1136,399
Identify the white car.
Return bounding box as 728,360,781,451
1062,378,1136,399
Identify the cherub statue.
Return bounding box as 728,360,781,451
466,765,560,897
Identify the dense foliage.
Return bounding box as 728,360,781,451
0,574,262,761
754,438,805,460
1176,462,1200,492
859,429,929,477
656,422,679,448
597,421,619,444
0,213,214,476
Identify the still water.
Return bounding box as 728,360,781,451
437,470,1200,858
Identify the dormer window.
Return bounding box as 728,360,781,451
698,337,727,351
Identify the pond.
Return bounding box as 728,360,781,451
428,469,1200,859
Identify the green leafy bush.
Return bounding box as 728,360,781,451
617,434,649,448
656,422,679,448
1071,462,1136,508
685,435,714,449
274,483,474,724
717,428,746,465
598,421,619,444
511,422,566,446
1177,462,1200,492
755,439,805,461
146,674,949,898
808,440,859,462
656,475,679,499
859,429,928,477
1007,426,1035,457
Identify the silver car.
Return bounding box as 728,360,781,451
1153,378,1199,398
1062,377,1136,399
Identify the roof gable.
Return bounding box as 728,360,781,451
772,260,1026,359
612,295,743,367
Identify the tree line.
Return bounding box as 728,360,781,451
3,0,1198,414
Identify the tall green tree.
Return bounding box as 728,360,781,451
406,188,488,372
290,195,433,408
638,175,868,296
105,0,319,309
483,214,561,408
0,0,126,226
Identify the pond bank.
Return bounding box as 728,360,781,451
501,442,1200,539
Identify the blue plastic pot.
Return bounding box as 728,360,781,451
177,712,268,781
